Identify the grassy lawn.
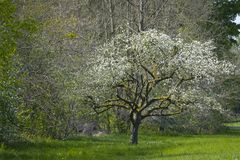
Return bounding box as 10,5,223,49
1,132,240,160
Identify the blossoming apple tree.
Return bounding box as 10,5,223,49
84,30,234,144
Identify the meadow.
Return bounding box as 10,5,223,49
1,129,240,160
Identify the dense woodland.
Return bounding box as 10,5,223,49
1,0,240,145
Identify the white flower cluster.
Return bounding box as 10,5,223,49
90,30,234,83
85,29,235,110
171,40,234,84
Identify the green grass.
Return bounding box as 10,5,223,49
1,132,240,160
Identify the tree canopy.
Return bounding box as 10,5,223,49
84,30,234,144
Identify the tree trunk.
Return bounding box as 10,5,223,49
139,0,144,31
130,113,141,144
108,0,115,36
130,122,140,144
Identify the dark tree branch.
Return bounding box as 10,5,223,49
142,105,183,119
176,76,194,87
144,95,171,110
116,92,135,109
93,106,113,114
140,64,155,79
145,110,183,117
126,0,139,7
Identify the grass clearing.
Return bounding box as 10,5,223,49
1,132,240,160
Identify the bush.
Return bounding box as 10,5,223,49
148,109,226,135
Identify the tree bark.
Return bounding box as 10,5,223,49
130,113,141,144
108,0,115,36
139,0,144,31
130,122,140,144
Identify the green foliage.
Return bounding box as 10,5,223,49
219,75,240,113
0,0,21,143
213,0,240,49
215,35,240,114
0,0,37,62
0,0,37,143
0,0,17,62
156,110,225,135
12,1,87,139
65,32,78,39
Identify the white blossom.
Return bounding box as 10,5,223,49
83,29,235,111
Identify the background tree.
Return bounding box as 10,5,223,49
213,0,240,50
216,36,240,115
0,0,36,143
